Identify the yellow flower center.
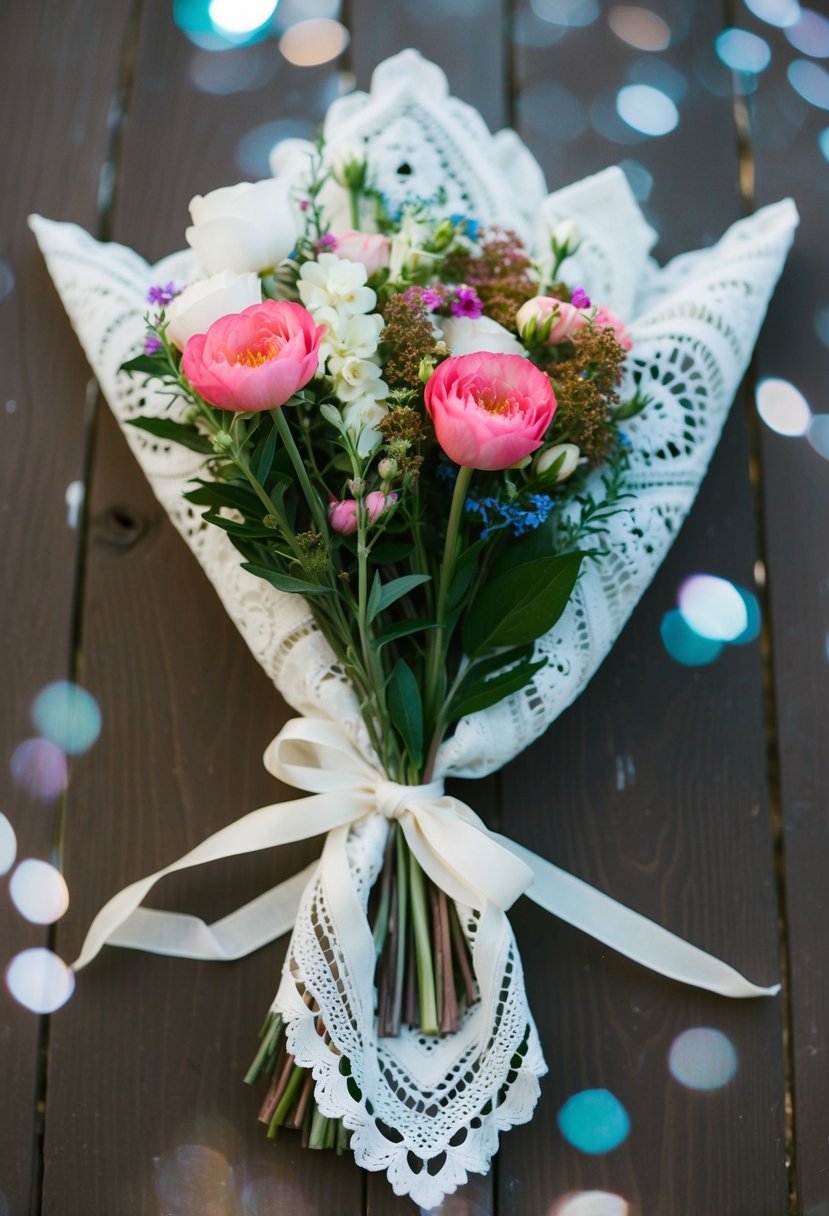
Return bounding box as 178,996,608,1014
229,340,282,368
475,388,516,416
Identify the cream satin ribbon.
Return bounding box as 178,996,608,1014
73,716,779,1006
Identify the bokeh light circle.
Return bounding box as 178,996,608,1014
669,1027,738,1089
743,0,800,26
10,860,69,925
557,1089,630,1154
0,813,17,875
208,0,277,36
616,84,679,135
10,739,68,800
716,28,772,74
678,574,749,642
608,6,671,51
756,377,811,435
31,681,101,755
6,948,75,1013
788,59,829,108
785,7,829,56
808,414,829,459
661,610,724,666
279,18,349,65
551,1193,629,1216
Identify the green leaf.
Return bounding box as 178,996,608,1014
240,563,333,597
448,538,487,610
367,573,432,625
462,552,584,655
185,481,260,513
375,619,439,651
128,416,213,453
253,424,278,483
320,403,344,430
202,512,280,540
387,658,423,767
371,541,414,565
120,354,168,378
447,658,548,722
459,644,535,685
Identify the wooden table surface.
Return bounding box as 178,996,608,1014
2,1,827,1213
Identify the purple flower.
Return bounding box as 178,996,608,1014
316,233,338,252
450,287,484,319
570,287,591,309
146,281,179,307
421,288,443,311
299,199,311,212
144,334,163,356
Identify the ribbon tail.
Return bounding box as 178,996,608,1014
103,861,318,962
72,791,365,971
502,836,780,999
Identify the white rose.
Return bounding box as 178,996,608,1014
185,180,297,275
165,271,262,350
440,315,527,358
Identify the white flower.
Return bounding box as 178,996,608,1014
165,270,262,350
342,396,388,455
534,443,581,482
320,312,384,363
298,254,376,316
388,208,438,280
440,315,527,358
551,219,581,257
329,354,388,404
330,142,367,189
185,180,296,276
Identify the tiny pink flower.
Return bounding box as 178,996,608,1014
332,231,391,279
515,296,589,345
328,498,358,534
424,352,556,471
181,300,323,412
594,305,633,352
364,490,398,521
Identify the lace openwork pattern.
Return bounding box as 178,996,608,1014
31,48,797,1208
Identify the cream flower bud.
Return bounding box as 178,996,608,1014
533,442,581,482
186,180,297,276
551,219,581,257
165,270,262,350
331,143,367,190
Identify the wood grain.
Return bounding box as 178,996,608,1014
40,7,364,1214
747,9,829,1211
502,1,787,1212
1,2,135,1212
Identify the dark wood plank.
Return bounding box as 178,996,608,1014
41,8,363,1215
1,2,135,1212
347,7,508,1213
502,3,787,1213
746,9,829,1210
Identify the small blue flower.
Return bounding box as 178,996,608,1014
465,493,554,539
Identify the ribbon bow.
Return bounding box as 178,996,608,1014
74,716,779,1009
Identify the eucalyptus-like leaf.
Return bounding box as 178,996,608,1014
375,619,439,651
241,563,333,596
128,416,213,453
387,658,423,768
462,552,584,655
120,353,168,378
446,657,548,723
367,573,432,625
253,424,278,483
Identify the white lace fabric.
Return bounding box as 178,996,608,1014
30,49,797,1208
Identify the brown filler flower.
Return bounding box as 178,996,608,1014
545,324,627,465
380,292,440,389
444,228,538,331
379,401,431,475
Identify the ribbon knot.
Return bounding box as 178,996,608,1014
374,778,444,821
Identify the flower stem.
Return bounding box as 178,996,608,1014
408,847,439,1035
272,405,329,537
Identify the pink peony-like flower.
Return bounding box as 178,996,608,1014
181,300,323,412
364,490,398,520
333,231,391,279
594,306,633,352
515,295,589,345
424,352,556,471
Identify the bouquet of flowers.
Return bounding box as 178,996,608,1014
31,50,797,1209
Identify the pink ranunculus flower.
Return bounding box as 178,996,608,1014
181,300,323,412
333,231,391,279
328,498,359,534
328,490,397,534
515,295,589,345
424,352,556,471
594,305,633,352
